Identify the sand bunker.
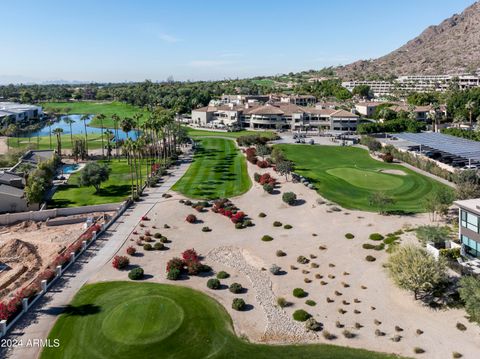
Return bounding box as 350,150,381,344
379,169,407,176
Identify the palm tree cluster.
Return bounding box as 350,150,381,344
121,108,188,199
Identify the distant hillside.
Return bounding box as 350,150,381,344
336,1,480,80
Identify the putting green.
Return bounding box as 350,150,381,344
326,168,404,191
41,282,405,359
276,144,452,213
101,295,184,345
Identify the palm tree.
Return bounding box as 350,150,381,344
124,139,136,199
48,120,53,149
96,114,106,158
465,100,475,127
80,114,90,156
133,113,142,138
120,117,134,139
63,117,75,152
52,128,64,156
104,129,114,160
111,114,120,159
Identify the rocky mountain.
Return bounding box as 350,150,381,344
336,1,480,80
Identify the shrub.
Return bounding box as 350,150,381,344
297,255,309,264
322,330,336,340
382,153,394,163
456,322,467,331
143,243,153,251
284,224,293,229
216,271,230,279
269,264,281,275
258,212,267,218
263,183,274,193
305,300,316,306
186,214,197,223
128,267,144,280
293,309,311,322
262,235,273,242
167,268,181,280
293,288,307,298
166,257,184,272
207,278,221,289
112,255,129,270
154,232,162,238
153,242,164,250
369,233,384,241
126,246,136,255
276,250,286,257
182,249,199,263
244,220,253,227
277,297,288,308
229,282,243,294
254,172,261,182
232,298,246,311
413,347,425,354
452,352,463,358
345,233,355,239
282,192,297,205
375,329,385,336
342,329,356,338
362,243,385,250
365,255,376,262
202,226,212,232
235,222,244,229
160,236,169,243
273,221,282,227
305,317,322,331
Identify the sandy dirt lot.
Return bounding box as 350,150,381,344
0,137,8,155
91,162,480,359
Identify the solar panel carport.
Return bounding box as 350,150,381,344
393,132,480,165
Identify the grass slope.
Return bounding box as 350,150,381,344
172,138,251,199
42,101,149,128
41,282,405,359
50,159,145,207
277,144,451,213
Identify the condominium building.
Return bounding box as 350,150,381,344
455,199,480,258
0,102,43,125
342,74,480,97
190,102,359,132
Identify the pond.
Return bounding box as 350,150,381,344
27,114,139,141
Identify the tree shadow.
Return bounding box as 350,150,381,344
63,304,102,316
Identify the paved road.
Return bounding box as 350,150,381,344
2,153,192,359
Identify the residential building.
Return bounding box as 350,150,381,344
455,199,480,258
355,102,386,117
388,104,433,121
0,102,43,126
279,95,316,106
0,150,54,213
342,74,480,97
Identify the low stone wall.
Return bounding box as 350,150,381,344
0,203,123,226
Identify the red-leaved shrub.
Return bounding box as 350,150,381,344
126,246,136,255
182,249,199,264
186,214,197,223
112,255,130,269
166,257,184,272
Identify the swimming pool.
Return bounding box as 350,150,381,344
62,164,80,174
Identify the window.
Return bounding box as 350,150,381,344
461,210,479,233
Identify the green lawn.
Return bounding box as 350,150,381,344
186,128,277,139
41,101,149,128
41,282,405,359
172,138,251,199
277,144,452,213
50,159,145,207
7,134,106,150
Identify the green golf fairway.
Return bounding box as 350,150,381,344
41,282,405,359
172,137,251,199
277,144,451,213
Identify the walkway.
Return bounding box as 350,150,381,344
1,152,192,359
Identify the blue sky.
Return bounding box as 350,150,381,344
1,0,475,83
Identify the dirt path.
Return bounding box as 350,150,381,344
0,137,8,155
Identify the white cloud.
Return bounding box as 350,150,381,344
219,52,243,58
188,60,232,67
157,33,181,43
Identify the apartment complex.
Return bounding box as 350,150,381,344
455,199,480,258
0,102,43,125
342,74,480,97
191,101,359,132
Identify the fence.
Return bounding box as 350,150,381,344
0,203,123,226
0,199,131,337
